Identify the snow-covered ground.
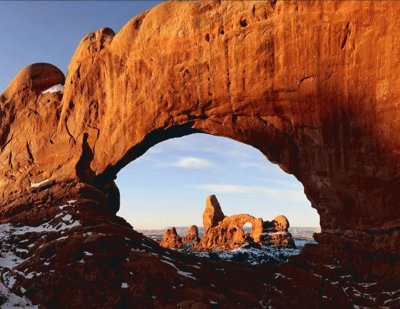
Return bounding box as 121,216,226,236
0,203,80,307
182,245,303,265
140,226,318,265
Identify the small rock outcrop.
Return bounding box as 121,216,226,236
182,225,200,246
261,216,296,247
160,227,182,248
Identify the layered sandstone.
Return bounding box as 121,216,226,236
1,0,400,307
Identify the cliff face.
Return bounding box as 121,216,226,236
1,1,400,307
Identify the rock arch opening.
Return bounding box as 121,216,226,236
115,133,320,260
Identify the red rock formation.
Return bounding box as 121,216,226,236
199,195,295,250
182,225,200,246
200,213,264,250
273,215,290,232
1,0,400,307
203,195,225,231
159,227,183,248
262,215,296,247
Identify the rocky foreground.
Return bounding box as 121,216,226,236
1,185,399,308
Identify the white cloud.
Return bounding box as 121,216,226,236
195,183,306,201
174,157,212,169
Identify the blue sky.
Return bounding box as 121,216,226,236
0,1,160,92
0,1,319,228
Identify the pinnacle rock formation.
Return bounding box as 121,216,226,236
203,195,225,231
160,227,183,248
1,0,400,307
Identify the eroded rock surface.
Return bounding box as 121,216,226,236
1,0,400,307
262,215,296,247
160,227,183,248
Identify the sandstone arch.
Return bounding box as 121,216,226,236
200,214,264,250
0,0,399,283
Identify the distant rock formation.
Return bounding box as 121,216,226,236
261,215,296,247
203,195,225,231
160,195,296,250
160,227,182,248
200,213,264,250
200,195,295,250
182,225,200,246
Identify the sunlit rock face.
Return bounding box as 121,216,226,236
1,0,400,307
196,195,295,250
160,195,295,250
160,227,183,248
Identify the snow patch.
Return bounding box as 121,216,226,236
183,245,301,265
358,282,377,288
30,179,49,188
42,84,64,94
160,260,197,280
62,214,72,222
274,273,285,279
0,281,37,308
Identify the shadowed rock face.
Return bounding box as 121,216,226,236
1,0,400,307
